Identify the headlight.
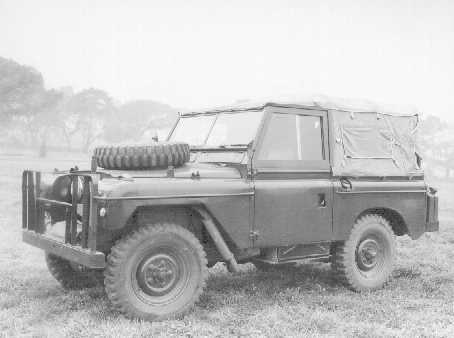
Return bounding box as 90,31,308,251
52,175,83,203
52,175,71,202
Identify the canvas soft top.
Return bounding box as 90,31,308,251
328,110,421,177
181,97,422,177
181,95,419,116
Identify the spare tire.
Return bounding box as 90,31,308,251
93,142,190,170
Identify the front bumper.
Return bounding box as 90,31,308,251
23,230,105,268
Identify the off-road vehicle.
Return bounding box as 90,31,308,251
22,101,439,320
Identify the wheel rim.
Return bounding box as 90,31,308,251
355,234,388,278
357,239,380,270
136,253,180,296
132,247,190,305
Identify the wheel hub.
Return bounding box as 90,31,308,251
137,253,179,296
357,239,380,271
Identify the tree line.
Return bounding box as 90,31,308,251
419,115,454,178
0,57,178,157
0,56,453,178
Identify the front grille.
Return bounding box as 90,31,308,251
22,170,98,251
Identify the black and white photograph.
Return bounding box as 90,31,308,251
0,1,453,337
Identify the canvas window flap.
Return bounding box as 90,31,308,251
330,111,422,177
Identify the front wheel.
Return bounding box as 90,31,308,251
104,224,208,321
331,214,396,291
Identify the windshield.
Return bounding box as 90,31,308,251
169,110,263,147
170,114,215,146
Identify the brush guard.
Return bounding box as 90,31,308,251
22,170,106,268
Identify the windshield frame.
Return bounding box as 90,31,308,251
167,109,264,151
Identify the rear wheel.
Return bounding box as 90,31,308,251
104,224,208,321
45,253,103,290
331,214,396,291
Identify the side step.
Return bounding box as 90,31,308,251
253,254,331,266
254,245,331,265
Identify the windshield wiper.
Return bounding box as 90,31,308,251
218,144,248,148
190,144,249,152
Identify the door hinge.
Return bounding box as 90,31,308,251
249,230,259,241
247,168,258,178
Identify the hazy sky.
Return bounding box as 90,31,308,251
1,0,453,120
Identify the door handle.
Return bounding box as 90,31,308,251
318,193,327,208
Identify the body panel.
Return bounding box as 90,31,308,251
253,174,333,246
332,179,427,240
102,177,253,249
251,107,333,247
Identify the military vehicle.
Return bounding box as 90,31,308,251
21,101,439,320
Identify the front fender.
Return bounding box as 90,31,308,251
99,178,253,249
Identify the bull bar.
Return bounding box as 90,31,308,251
22,170,105,269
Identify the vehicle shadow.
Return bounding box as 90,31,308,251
198,262,342,312
221,261,338,285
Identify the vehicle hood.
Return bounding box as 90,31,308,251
97,162,249,199
99,162,243,179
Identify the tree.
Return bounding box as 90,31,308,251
419,115,454,178
52,87,78,151
64,88,115,152
0,57,44,125
0,56,180,153
35,89,64,157
103,100,178,143
10,88,64,156
0,57,66,156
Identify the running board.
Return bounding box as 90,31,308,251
253,254,331,265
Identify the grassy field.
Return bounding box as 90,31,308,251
0,151,453,337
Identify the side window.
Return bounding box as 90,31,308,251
298,115,324,160
257,113,298,160
257,113,324,161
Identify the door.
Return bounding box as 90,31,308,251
252,108,333,247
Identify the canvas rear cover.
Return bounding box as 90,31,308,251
329,110,422,177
